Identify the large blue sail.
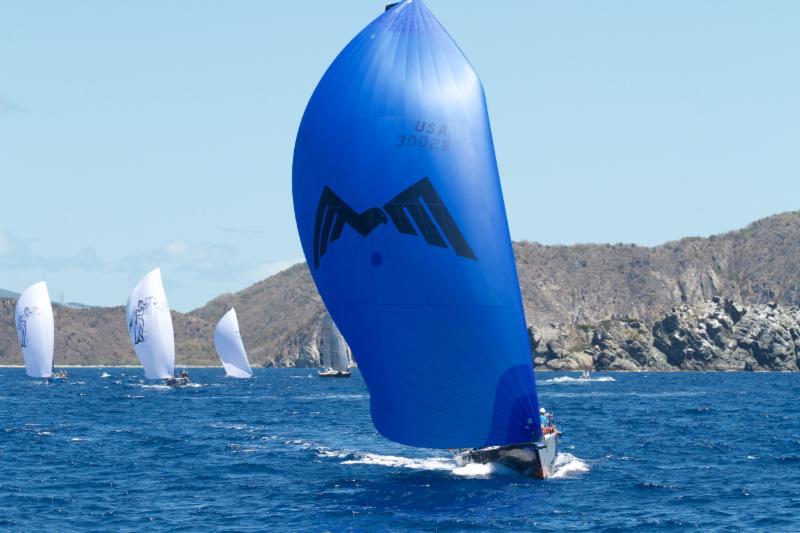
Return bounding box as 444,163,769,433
292,0,542,449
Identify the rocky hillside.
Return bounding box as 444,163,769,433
1,211,798,369
532,298,800,372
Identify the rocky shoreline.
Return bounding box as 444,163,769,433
531,297,800,371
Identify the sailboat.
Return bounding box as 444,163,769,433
214,308,253,378
292,1,558,477
125,268,188,387
318,313,352,378
15,281,65,380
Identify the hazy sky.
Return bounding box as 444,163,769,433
1,1,798,310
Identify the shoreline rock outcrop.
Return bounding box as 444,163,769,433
531,297,800,371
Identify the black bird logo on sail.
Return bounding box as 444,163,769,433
313,177,477,269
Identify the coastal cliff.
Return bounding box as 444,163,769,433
1,211,798,370
532,298,800,371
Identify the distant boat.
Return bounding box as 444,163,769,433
318,313,351,378
125,268,188,387
15,281,60,379
292,1,557,477
580,370,591,380
214,308,253,378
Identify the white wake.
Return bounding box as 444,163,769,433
341,452,455,471
549,452,590,479
543,375,615,385
333,449,588,479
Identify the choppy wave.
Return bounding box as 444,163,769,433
543,375,616,384
296,394,369,401
1,368,794,530
135,382,203,390
550,452,590,479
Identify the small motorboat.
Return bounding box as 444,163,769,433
453,432,560,479
579,370,591,380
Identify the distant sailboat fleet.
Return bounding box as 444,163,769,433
12,271,342,386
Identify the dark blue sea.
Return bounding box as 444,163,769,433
0,369,798,531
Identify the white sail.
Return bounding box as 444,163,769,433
320,313,350,372
214,308,252,378
15,281,55,378
125,268,175,379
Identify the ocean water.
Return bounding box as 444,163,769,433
0,369,798,531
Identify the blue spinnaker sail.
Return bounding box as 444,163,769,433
292,0,542,449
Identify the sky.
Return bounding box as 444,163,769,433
1,0,798,310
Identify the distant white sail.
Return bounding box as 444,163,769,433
320,313,350,372
214,308,252,378
125,268,175,379
15,281,54,378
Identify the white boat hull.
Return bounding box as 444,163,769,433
318,369,351,378
49,371,68,382
164,377,190,387
453,433,559,479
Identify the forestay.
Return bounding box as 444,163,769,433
125,268,175,379
214,308,253,378
292,0,542,449
15,281,55,378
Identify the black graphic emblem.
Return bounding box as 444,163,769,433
16,306,38,348
129,297,154,345
313,177,476,268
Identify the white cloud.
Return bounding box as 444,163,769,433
121,240,238,280
247,257,303,281
0,230,34,265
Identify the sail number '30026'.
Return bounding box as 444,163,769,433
397,121,450,150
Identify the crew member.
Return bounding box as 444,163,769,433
539,407,549,430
